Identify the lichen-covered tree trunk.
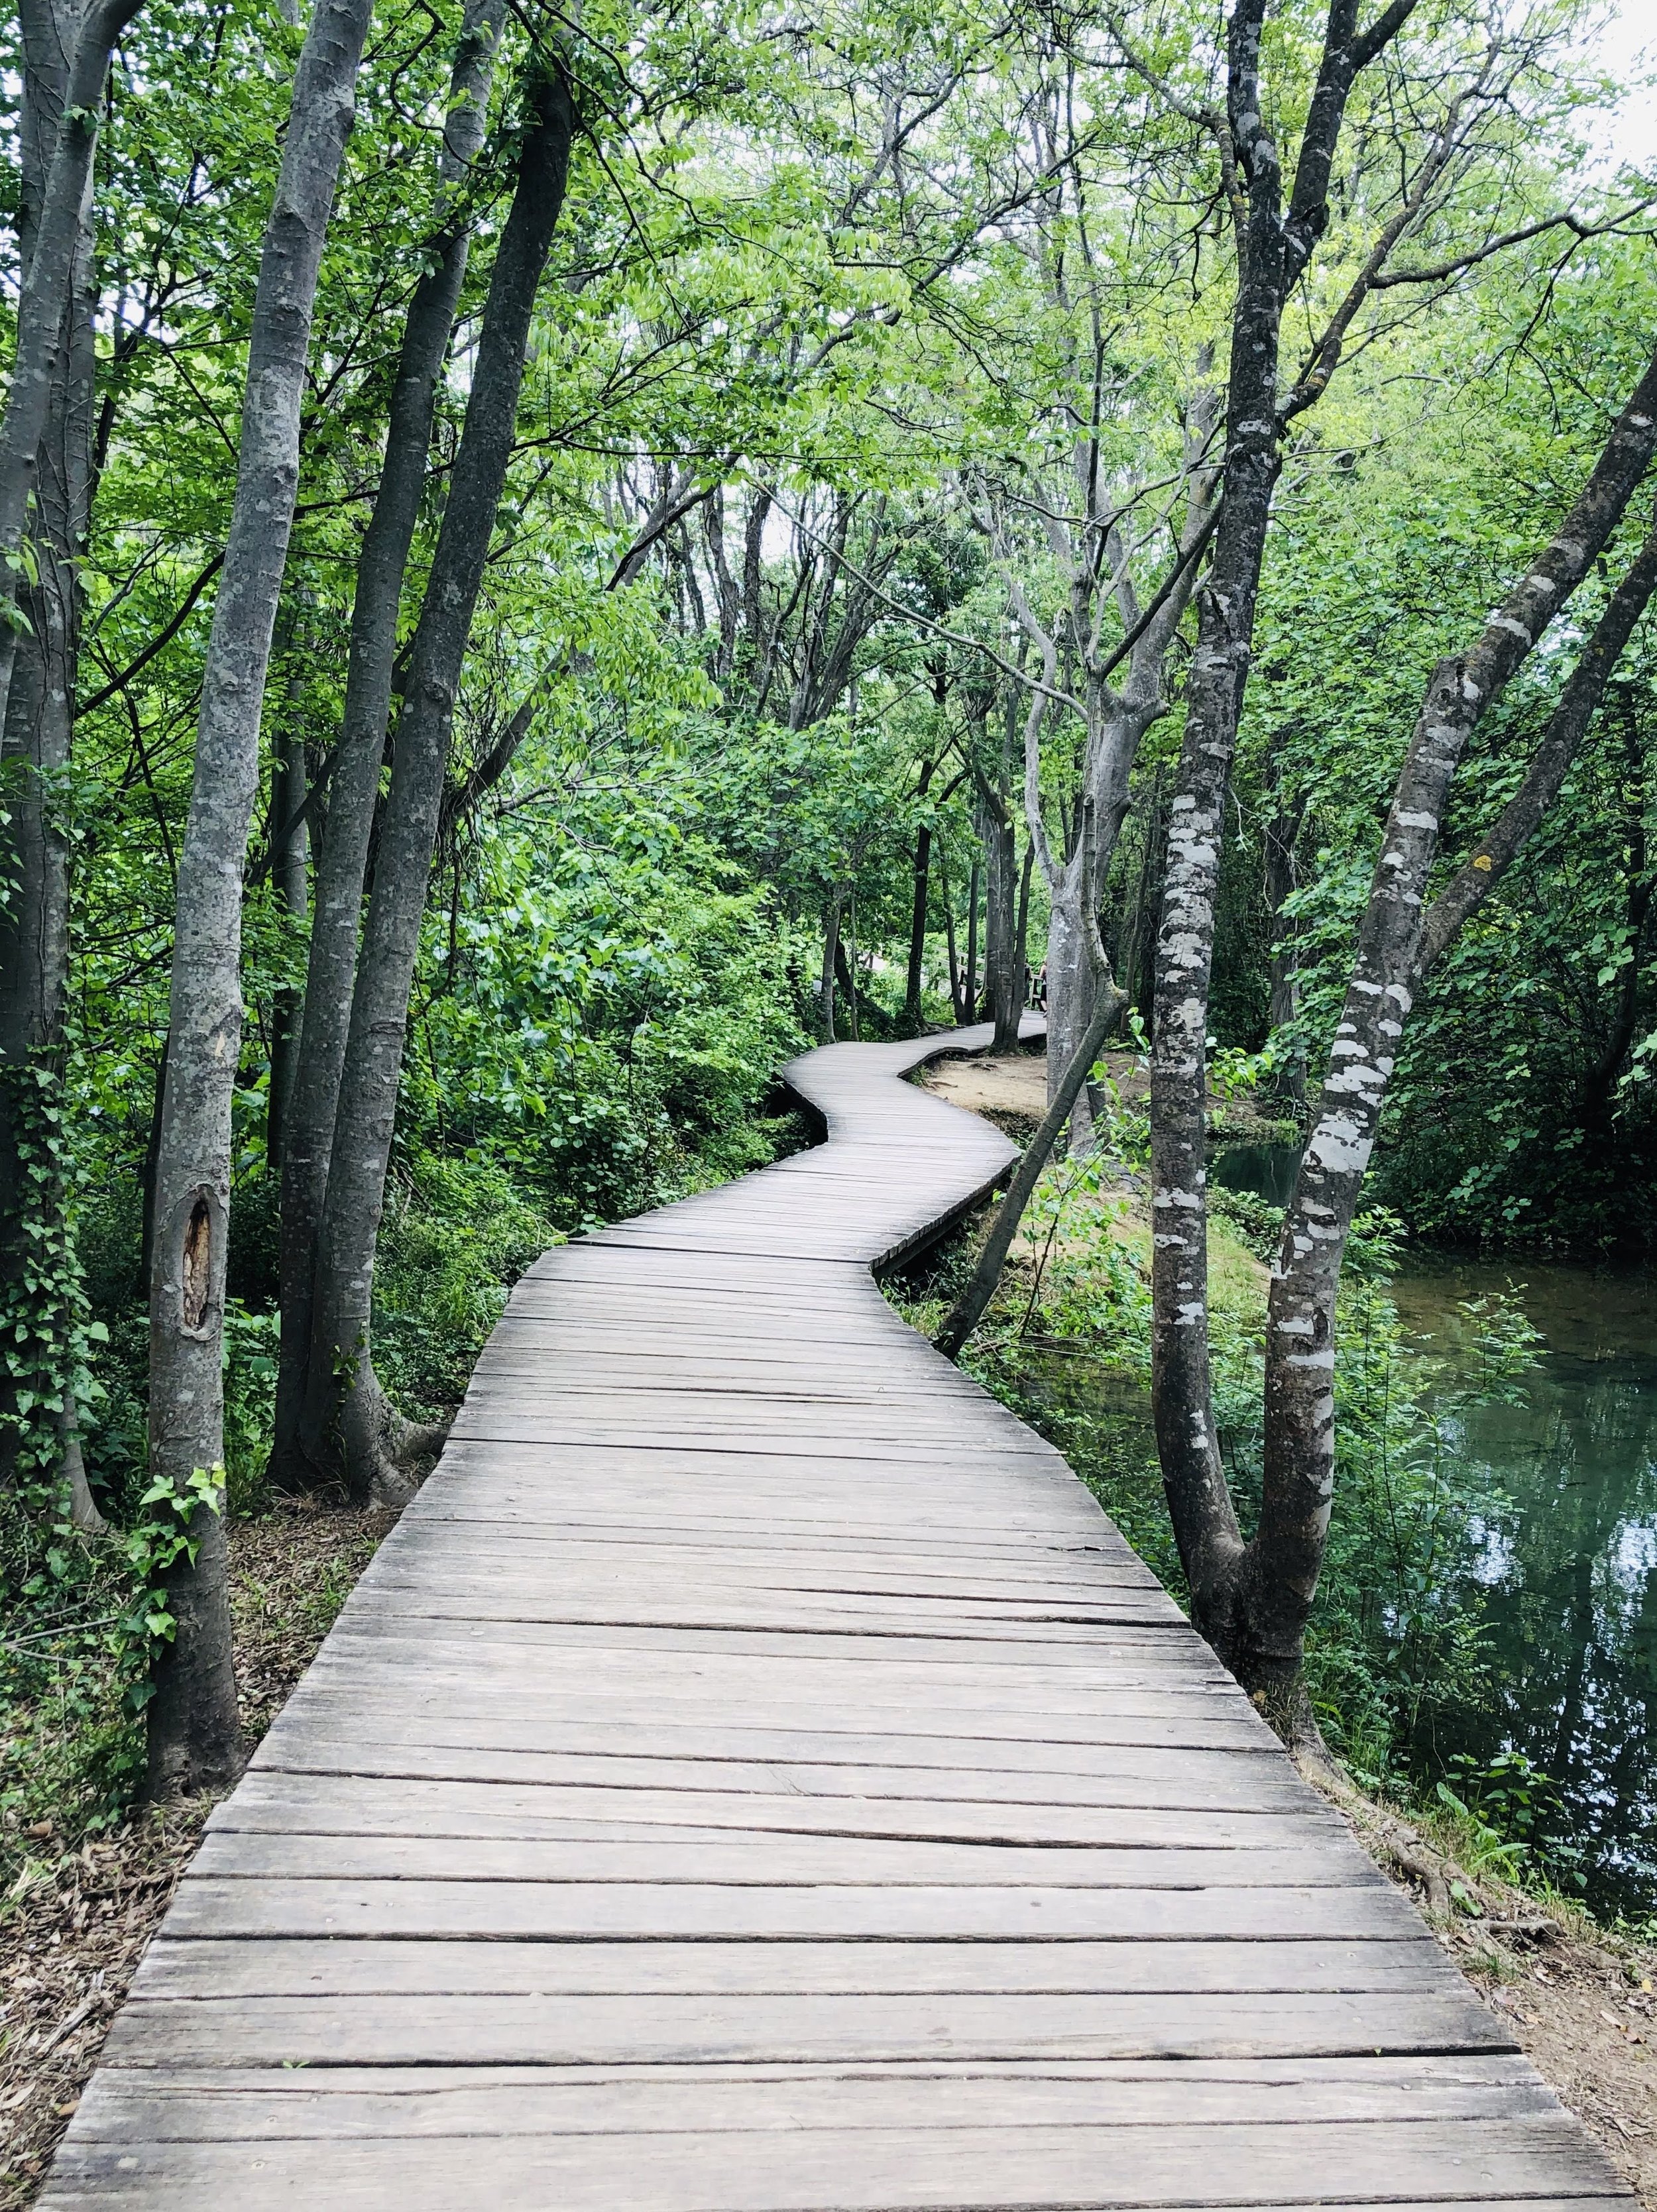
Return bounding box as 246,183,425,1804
271,0,505,1491
145,0,375,1797
301,63,577,1508
1251,359,1657,1714
1147,0,1420,1716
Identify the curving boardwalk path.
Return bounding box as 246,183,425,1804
44,1026,1627,2208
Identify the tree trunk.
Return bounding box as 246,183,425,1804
1263,747,1305,1111
964,858,981,1023
1014,836,1034,1016
266,649,310,1169
1147,0,1414,1713
939,847,963,1021
0,0,97,1500
1042,867,1096,1152
146,0,376,1798
904,757,937,1029
0,0,145,742
1247,358,1657,1717
819,890,844,1043
935,976,1126,1363
300,61,576,1508
982,797,1020,1050
272,0,505,1490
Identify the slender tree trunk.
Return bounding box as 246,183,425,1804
1014,836,1034,1015
0,0,145,741
964,858,981,1023
904,758,937,1029
0,0,97,1503
982,797,1020,1050
272,0,504,1489
939,848,962,1021
819,890,844,1043
1042,867,1096,1152
1176,356,1657,1732
266,651,310,1169
834,935,860,1042
301,62,576,1507
146,0,376,1798
1251,369,1657,1716
936,977,1126,1362
1264,747,1305,1111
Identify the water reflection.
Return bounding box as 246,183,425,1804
1392,1259,1657,1920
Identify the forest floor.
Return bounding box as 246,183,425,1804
923,1040,1286,1140
0,1500,392,2207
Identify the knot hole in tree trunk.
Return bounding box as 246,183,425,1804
182,1195,212,1329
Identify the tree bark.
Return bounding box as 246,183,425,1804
935,980,1125,1362
964,857,981,1024
0,0,145,742
1149,0,1421,1722
146,0,376,1798
300,61,576,1508
266,645,310,1169
904,757,938,1028
819,889,844,1043
1239,349,1657,1723
272,0,505,1490
0,0,98,1499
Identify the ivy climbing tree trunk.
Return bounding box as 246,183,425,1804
300,60,577,1508
0,0,145,744
271,0,505,1491
0,0,101,1520
145,0,375,1798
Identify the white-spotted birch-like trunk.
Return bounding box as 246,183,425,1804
1148,0,1420,1718
145,0,375,1797
1251,355,1657,1710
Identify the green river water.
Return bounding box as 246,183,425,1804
1389,1255,1657,1922
1211,1144,1657,1920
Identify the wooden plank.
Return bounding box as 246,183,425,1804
44,1020,1624,2212
187,1828,1383,1889
129,1936,1463,2000
68,2052,1560,2134
98,1987,1513,2069
38,2119,1621,2212
156,1875,1432,1940
247,1738,1323,1810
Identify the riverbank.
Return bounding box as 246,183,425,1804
910,1046,1657,2202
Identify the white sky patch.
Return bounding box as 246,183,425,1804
1577,1,1657,174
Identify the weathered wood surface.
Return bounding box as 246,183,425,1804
42,1022,1627,2208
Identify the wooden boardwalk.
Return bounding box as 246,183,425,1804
44,1026,1628,2208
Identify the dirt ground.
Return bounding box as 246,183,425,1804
0,1500,390,2207
921,1044,1175,1132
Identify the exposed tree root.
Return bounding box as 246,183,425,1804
341,1362,449,1512
1293,1749,1475,1920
